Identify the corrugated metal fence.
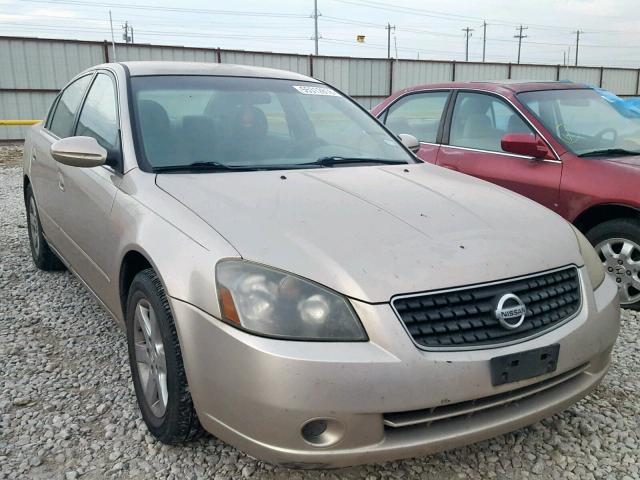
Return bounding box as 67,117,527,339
2,36,639,140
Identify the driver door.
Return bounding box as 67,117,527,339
436,91,562,212
54,72,122,297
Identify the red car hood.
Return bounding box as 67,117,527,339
603,155,640,167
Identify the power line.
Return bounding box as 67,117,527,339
16,0,309,18
328,0,637,33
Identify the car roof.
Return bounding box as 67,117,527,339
398,80,590,95
93,61,319,82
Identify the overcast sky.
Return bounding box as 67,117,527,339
0,0,638,67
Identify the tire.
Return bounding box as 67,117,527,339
585,218,640,310
25,184,66,271
125,268,204,443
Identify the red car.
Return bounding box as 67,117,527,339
373,81,640,309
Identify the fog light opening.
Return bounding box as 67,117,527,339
300,418,344,447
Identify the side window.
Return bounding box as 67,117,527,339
49,75,92,138
449,92,534,153
76,74,119,152
45,96,60,130
384,91,449,143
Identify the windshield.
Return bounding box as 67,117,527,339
130,75,413,171
517,88,640,156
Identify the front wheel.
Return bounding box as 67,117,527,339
586,218,640,310
125,269,204,443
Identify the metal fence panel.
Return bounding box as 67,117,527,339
392,60,452,90
352,96,387,110
455,63,509,81
602,68,638,95
558,67,601,86
0,38,104,89
0,91,54,140
510,65,558,81
3,36,640,141
116,44,215,63
312,57,390,97
220,51,310,75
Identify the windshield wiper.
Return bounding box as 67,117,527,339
153,161,257,173
302,156,409,167
578,148,640,158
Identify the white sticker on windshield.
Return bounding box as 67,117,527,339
293,85,340,96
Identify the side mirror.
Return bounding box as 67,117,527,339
50,136,107,168
501,133,550,159
398,133,420,154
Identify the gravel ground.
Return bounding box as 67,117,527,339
1,145,638,480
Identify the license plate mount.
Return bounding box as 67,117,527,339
490,344,560,386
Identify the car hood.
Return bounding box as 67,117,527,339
156,163,582,303
602,155,640,167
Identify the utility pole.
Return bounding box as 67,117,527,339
122,21,134,44
462,27,473,62
482,21,487,62
109,10,117,61
385,23,396,59
514,25,528,64
313,0,319,55
573,30,582,66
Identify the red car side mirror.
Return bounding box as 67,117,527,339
501,133,550,159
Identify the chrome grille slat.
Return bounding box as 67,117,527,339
392,267,581,349
384,363,588,428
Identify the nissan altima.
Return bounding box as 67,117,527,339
22,61,620,468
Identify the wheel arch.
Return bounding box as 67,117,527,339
119,247,170,320
572,203,640,234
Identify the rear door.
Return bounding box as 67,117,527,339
379,90,450,164
55,71,123,297
436,90,562,212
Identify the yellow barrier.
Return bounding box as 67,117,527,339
0,120,41,126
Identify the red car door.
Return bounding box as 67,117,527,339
379,90,450,164
436,90,562,212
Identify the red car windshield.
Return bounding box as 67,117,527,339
518,88,640,157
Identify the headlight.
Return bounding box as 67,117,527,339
215,260,367,341
571,225,605,289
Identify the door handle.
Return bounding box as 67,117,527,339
57,171,65,191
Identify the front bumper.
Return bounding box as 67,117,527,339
171,268,620,468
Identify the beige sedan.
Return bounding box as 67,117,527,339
22,61,620,468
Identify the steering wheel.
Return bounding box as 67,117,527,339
283,136,328,158
594,127,618,146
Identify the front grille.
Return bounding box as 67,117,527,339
384,363,588,429
392,267,581,349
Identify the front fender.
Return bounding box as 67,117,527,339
107,169,240,324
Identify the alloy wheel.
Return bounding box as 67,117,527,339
596,237,640,305
133,298,168,418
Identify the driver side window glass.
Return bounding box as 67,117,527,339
49,75,92,138
449,92,533,153
76,74,119,152
384,92,449,143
